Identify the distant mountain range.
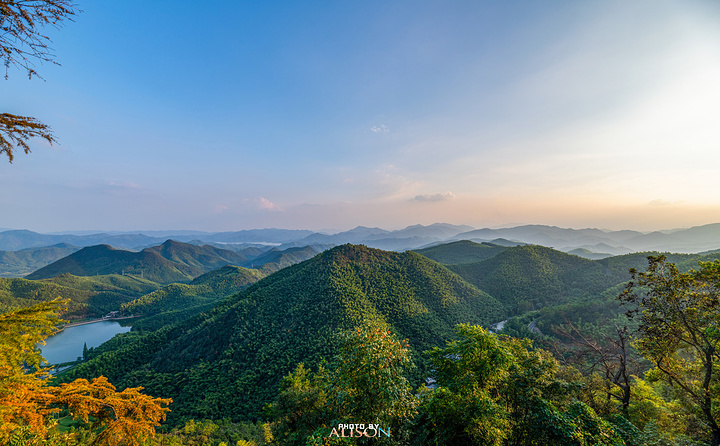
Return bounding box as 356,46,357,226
5,222,720,273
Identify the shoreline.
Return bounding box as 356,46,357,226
58,315,139,331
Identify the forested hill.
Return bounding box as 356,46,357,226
144,240,250,271
413,240,509,264
0,243,79,277
120,265,266,331
447,245,606,314
63,244,503,422
439,244,719,315
241,245,321,272
0,273,160,318
26,240,251,284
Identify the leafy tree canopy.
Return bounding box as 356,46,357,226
621,255,720,446
0,298,172,445
1,0,79,162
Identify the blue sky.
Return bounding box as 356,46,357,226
3,0,720,232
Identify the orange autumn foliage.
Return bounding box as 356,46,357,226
0,298,172,445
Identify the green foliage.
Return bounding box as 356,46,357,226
621,256,720,445
119,419,271,446
415,325,623,445
330,322,417,432
266,363,328,445
269,322,417,445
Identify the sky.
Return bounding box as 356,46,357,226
3,0,720,233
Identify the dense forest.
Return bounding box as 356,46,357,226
3,241,720,445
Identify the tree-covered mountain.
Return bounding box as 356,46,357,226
26,244,195,284
121,265,266,331
25,240,254,284
413,240,508,265
444,245,611,314
0,273,160,318
144,240,250,272
0,243,79,277
62,244,503,423
242,245,322,272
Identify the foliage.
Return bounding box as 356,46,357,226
266,363,328,445
329,322,417,439
269,321,417,445
140,419,271,446
0,298,171,445
1,0,79,162
414,324,623,445
51,376,172,446
0,112,54,162
620,255,720,445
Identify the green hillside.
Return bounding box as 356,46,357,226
413,240,508,264
0,243,79,277
501,250,720,338
26,244,193,283
244,245,321,272
63,244,503,422
145,240,249,272
446,245,610,314
25,240,254,284
0,273,160,318
122,265,266,331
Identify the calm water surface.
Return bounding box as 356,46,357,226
40,321,131,365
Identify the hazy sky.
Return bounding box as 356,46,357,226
3,0,720,233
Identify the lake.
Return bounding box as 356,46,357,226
40,321,131,365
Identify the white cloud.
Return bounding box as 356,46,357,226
257,197,283,212
370,124,390,134
412,192,456,202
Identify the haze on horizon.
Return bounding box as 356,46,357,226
3,0,720,234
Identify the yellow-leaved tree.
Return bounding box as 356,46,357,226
0,298,172,445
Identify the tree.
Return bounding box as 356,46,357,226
268,321,417,445
0,298,172,445
1,0,79,162
621,255,720,446
553,321,637,415
328,321,417,433
266,363,328,446
415,324,623,446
